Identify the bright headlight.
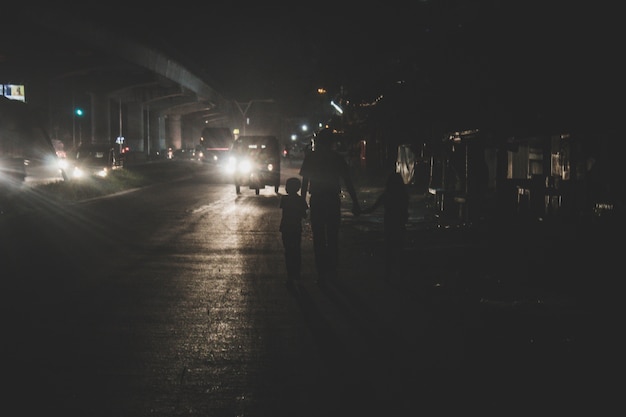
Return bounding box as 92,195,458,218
224,156,237,174
239,159,252,174
58,158,69,170
72,166,85,178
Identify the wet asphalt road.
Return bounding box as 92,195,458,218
1,160,621,416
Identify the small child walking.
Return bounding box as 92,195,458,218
362,171,409,280
279,177,309,286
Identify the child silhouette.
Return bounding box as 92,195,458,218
279,177,309,286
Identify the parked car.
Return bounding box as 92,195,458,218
69,143,122,179
225,135,281,195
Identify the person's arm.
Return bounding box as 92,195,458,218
300,176,309,198
299,155,310,198
301,198,309,219
340,158,361,215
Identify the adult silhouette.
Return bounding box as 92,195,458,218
299,128,361,284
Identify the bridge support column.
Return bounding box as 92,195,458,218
167,114,182,150
126,102,144,152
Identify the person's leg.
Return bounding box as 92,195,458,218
384,240,397,279
384,227,406,280
293,232,302,279
282,233,298,281
309,196,328,278
325,196,341,276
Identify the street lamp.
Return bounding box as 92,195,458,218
235,99,274,135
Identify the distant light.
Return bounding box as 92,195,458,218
291,134,297,141
301,124,308,132
330,100,343,114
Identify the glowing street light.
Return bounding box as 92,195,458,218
330,100,343,114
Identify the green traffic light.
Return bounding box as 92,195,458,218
75,108,84,117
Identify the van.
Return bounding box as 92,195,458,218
226,135,281,195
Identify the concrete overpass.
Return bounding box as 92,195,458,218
21,10,236,157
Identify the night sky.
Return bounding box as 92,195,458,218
115,2,619,126
9,1,622,128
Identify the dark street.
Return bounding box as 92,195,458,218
1,161,621,415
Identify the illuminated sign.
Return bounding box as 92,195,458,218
2,84,26,102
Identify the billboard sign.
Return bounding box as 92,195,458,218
2,84,26,102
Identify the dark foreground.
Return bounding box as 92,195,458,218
1,161,622,415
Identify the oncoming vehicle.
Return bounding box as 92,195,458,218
70,143,122,179
0,96,67,190
197,127,234,168
225,135,281,195
171,147,200,161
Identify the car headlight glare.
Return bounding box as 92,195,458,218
239,159,252,174
224,156,237,174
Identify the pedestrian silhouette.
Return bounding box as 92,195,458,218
279,177,309,287
299,128,361,285
362,171,409,281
